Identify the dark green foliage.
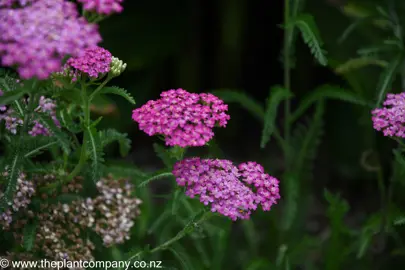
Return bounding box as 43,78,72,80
260,86,292,148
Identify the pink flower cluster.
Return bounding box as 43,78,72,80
65,46,112,79
77,0,124,15
29,96,60,136
0,0,101,79
172,158,280,221
0,0,35,7
372,92,405,138
132,89,230,147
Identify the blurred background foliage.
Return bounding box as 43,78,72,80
94,0,405,269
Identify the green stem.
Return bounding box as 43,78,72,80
283,0,292,170
89,76,112,102
127,211,213,262
40,83,91,192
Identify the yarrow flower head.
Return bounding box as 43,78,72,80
172,158,280,221
0,0,101,79
372,92,405,138
109,56,127,77
65,46,112,80
132,89,230,147
77,0,124,15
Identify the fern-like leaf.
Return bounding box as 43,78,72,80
138,172,174,188
293,101,324,177
281,102,324,231
0,152,22,210
23,221,37,251
22,136,58,158
97,86,136,104
260,86,292,148
36,112,71,154
290,84,367,123
211,89,265,121
289,13,327,66
85,126,104,183
335,57,387,74
375,52,404,106
99,129,131,157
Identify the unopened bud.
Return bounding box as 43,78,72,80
109,56,127,77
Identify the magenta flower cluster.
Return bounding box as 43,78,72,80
77,0,124,15
172,158,280,221
372,93,405,138
0,0,101,79
132,89,230,147
65,46,112,79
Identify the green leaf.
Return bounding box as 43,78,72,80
23,221,37,251
153,143,175,168
260,86,292,148
138,172,174,188
85,126,104,183
98,86,136,104
288,13,327,66
335,57,387,74
99,129,131,157
36,112,71,154
0,152,22,210
375,53,404,106
171,188,182,215
211,89,264,121
294,101,324,175
338,16,377,43
23,136,58,158
290,85,367,123
280,172,299,231
57,107,82,133
0,87,26,106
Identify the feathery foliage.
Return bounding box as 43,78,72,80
288,13,327,66
260,86,292,148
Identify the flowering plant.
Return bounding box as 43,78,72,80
0,0,282,267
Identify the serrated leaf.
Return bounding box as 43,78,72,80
375,53,404,106
36,112,71,154
0,153,22,210
335,58,387,74
288,13,327,66
138,172,173,188
290,85,367,123
260,86,292,148
211,89,264,121
23,221,37,251
99,129,131,157
85,126,104,183
98,86,136,104
23,136,58,158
